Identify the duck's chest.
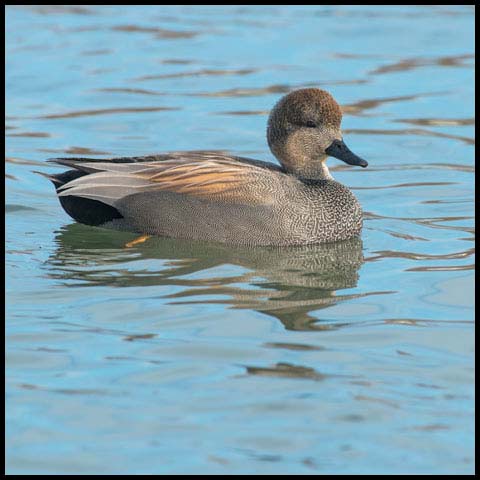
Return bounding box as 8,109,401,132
282,180,363,243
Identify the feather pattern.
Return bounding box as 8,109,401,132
49,151,287,206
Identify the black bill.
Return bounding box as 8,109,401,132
325,139,368,168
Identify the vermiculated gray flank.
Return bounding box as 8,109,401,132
43,88,368,246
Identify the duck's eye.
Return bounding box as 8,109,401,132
305,121,317,128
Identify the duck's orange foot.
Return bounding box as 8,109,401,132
125,235,151,248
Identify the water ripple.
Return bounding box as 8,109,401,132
111,24,200,39
393,117,475,127
344,128,474,145
37,106,179,119
133,68,257,82
369,53,474,75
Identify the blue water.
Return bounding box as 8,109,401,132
6,5,474,475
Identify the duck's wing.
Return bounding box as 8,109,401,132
49,151,287,207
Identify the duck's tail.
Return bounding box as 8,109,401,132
33,168,124,227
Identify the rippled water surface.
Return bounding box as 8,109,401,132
6,5,475,475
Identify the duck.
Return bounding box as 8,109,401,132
41,88,368,246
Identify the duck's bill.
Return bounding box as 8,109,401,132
325,139,368,168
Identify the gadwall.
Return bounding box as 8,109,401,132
42,88,368,246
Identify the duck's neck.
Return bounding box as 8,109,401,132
304,159,334,180
280,154,334,181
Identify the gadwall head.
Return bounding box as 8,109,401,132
267,88,367,179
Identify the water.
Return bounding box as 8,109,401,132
5,5,474,475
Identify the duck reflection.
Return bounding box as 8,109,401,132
48,224,366,331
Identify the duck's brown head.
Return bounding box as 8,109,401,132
267,88,367,179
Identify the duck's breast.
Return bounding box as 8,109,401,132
281,180,363,243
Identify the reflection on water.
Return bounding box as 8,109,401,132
49,224,370,331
